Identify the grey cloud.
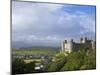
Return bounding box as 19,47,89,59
12,1,95,48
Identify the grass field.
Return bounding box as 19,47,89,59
24,59,42,63
12,49,59,56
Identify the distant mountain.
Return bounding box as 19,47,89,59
20,46,60,51
12,41,31,49
12,41,60,49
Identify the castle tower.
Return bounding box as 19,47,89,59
61,41,65,52
61,39,73,53
80,37,87,43
91,41,96,49
61,40,67,52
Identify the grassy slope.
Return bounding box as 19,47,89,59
12,48,59,56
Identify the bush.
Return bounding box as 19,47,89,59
44,53,67,72
80,49,96,70
61,51,85,71
12,58,26,74
12,58,35,74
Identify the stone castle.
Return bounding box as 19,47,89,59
61,37,95,53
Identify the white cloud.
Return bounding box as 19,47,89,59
12,1,95,47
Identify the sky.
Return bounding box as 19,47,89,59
12,1,96,48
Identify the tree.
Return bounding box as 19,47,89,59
61,51,85,71
44,53,67,72
25,61,35,73
12,58,26,74
12,58,36,74
80,49,96,70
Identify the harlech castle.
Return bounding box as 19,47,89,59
61,37,95,53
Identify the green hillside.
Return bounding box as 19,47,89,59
44,49,96,72
12,47,59,56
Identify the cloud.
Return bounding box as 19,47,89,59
12,1,96,48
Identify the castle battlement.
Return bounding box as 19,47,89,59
61,37,95,53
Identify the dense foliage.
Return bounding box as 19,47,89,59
12,58,35,75
44,49,96,72
80,49,96,70
61,51,85,71
12,48,96,74
44,53,67,72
